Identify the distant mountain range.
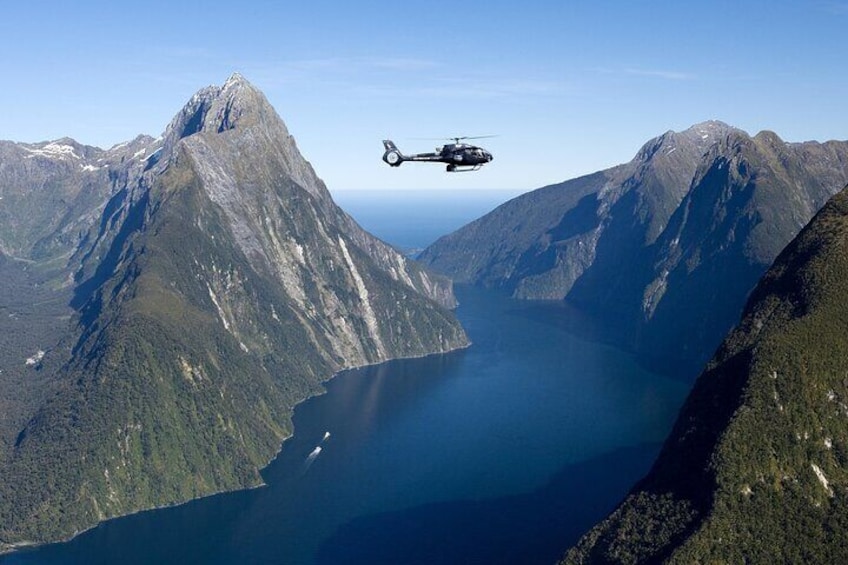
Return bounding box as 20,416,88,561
420,121,848,374
0,74,467,550
563,184,848,563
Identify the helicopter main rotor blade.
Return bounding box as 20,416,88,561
408,135,498,141
453,135,498,140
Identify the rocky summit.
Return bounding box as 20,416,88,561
420,122,848,374
0,74,467,550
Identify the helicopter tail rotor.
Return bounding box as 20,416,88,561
382,140,404,167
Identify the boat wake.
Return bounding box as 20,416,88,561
303,446,322,472
302,432,330,473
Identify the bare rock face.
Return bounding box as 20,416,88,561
563,185,848,564
0,74,467,550
421,121,848,373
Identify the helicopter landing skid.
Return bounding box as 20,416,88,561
446,164,483,173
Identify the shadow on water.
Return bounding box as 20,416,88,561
2,285,687,565
315,443,661,565
505,296,706,383
1,351,472,565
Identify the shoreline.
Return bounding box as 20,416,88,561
262,337,471,469
0,338,472,557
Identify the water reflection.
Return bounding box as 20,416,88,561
3,287,686,565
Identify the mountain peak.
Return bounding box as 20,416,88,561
219,72,263,105
685,119,734,133
162,73,280,149
628,120,740,172
674,119,739,146
0,74,467,549
223,71,248,87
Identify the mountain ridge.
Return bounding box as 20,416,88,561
420,122,848,374
563,184,848,563
0,73,467,550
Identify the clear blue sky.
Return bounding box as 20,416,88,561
2,1,846,191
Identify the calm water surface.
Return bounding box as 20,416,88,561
3,191,689,564
332,189,525,254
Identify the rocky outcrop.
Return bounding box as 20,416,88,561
563,185,848,564
0,74,467,550
421,122,848,373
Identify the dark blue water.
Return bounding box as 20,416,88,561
3,192,689,565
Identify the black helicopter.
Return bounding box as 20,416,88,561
382,136,494,172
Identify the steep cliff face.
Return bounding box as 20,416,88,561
0,74,467,549
563,185,848,564
0,135,153,263
419,122,736,297
420,123,848,372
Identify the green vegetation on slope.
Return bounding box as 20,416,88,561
422,125,848,376
0,74,467,550
563,186,848,563
0,157,315,545
0,140,466,548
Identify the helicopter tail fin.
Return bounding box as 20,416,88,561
382,140,404,167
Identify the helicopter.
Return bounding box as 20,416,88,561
382,136,494,172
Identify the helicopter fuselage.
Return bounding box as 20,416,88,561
382,139,493,172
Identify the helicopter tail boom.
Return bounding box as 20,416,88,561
382,140,405,166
